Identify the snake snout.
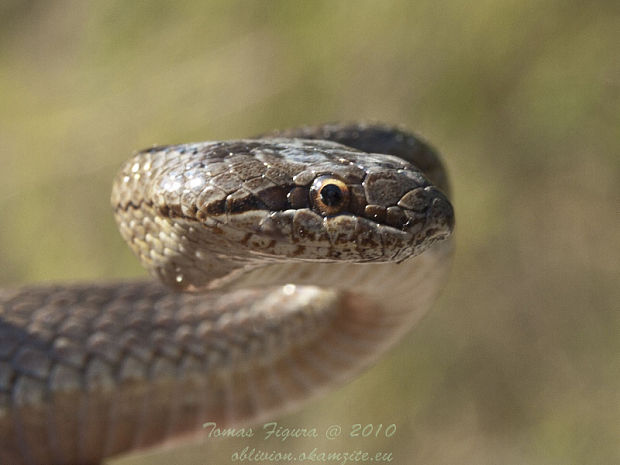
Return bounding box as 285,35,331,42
424,192,454,241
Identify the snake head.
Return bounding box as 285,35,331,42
112,135,453,291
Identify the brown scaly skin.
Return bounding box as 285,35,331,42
0,123,454,464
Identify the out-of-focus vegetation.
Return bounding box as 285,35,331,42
1,1,618,464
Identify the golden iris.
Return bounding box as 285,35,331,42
310,175,350,215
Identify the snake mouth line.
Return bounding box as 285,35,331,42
116,199,451,245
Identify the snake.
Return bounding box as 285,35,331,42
0,123,454,465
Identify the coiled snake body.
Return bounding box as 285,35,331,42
0,123,454,464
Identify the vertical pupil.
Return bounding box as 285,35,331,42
320,184,343,206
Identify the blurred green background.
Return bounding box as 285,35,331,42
1,1,618,464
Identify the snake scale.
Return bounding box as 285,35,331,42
0,123,454,464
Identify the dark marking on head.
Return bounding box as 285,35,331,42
385,206,408,229
287,186,310,209
202,198,226,216
225,191,267,214
364,205,386,223
255,185,288,210
159,204,184,218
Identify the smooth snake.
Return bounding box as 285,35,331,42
0,123,454,464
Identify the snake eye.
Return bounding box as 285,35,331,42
310,175,350,215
